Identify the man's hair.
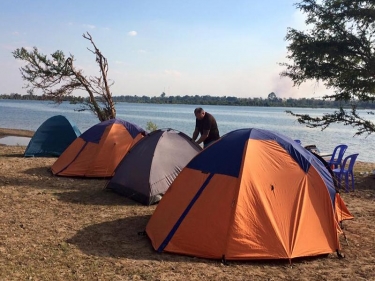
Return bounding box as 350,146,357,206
194,107,204,114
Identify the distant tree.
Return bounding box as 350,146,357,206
12,32,116,121
27,89,34,96
280,0,375,136
268,92,277,100
160,92,166,98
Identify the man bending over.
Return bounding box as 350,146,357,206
192,107,220,148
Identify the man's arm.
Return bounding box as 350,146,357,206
192,127,199,141
195,130,210,145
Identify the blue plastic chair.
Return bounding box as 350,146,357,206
333,153,359,192
327,144,348,169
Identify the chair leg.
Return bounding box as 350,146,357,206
345,174,349,192
337,174,342,190
351,172,355,191
336,178,340,190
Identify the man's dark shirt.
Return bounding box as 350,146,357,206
196,112,220,145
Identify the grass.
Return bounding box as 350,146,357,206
0,145,375,281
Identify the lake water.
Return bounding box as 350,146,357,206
0,99,374,162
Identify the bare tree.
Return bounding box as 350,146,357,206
13,32,116,121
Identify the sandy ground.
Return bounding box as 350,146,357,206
0,128,34,138
0,128,375,280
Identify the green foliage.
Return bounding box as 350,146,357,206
12,47,75,96
286,106,375,136
268,92,277,100
146,121,158,132
281,0,375,135
2,93,375,109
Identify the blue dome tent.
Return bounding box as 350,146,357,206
24,115,81,157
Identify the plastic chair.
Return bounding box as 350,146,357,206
333,153,359,192
294,139,302,145
327,144,348,169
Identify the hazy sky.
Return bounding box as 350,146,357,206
0,0,332,99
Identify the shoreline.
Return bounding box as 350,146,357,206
1,126,375,173
0,128,35,138
1,127,374,169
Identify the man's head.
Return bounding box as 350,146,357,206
194,107,205,120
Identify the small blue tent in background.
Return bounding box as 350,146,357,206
24,115,81,157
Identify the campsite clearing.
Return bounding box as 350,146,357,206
1,145,375,280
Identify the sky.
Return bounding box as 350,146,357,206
0,0,333,99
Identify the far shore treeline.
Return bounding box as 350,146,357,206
1,92,375,109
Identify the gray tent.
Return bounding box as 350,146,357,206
106,128,202,205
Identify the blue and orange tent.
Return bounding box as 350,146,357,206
51,118,145,177
146,128,350,261
24,115,81,157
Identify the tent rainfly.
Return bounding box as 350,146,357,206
146,128,352,261
106,128,202,205
51,118,145,177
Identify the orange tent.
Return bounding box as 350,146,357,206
51,119,145,177
335,193,354,222
146,128,349,261
311,153,354,223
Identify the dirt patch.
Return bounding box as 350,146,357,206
1,144,375,280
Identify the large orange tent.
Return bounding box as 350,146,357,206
146,128,351,261
51,118,145,177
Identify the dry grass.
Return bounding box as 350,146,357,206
1,142,375,280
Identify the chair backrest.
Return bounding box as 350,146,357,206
330,144,348,163
341,153,359,172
